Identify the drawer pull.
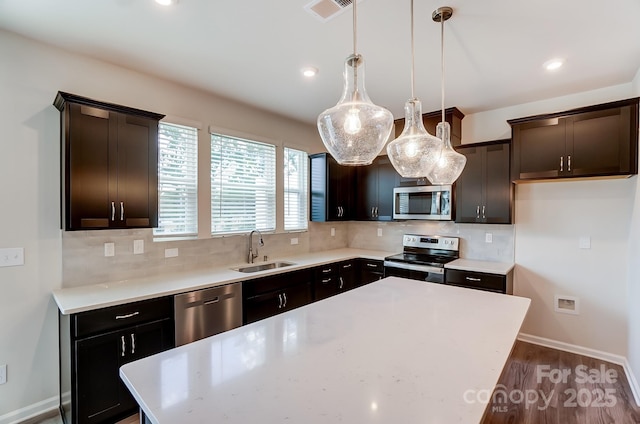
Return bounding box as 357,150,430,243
342,264,352,269
465,277,482,282
322,269,332,273
116,312,140,320
366,263,377,268
322,278,332,283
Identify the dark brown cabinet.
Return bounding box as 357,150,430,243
314,260,358,301
310,153,355,221
509,98,638,181
455,140,513,224
445,269,513,294
243,269,314,324
394,107,465,147
358,259,384,285
59,297,174,424
54,92,164,230
356,155,399,221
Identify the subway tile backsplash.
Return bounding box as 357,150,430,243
61,221,513,287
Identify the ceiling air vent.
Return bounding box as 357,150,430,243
305,0,364,23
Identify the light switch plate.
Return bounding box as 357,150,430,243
104,243,115,257
165,248,179,258
485,233,493,243
377,228,383,237
331,228,335,237
133,240,144,255
0,248,24,267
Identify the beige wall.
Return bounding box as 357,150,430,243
0,29,328,421
463,84,637,356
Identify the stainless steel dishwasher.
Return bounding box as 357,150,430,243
174,282,243,346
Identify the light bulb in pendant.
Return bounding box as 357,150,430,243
344,108,362,135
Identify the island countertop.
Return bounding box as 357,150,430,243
120,277,530,424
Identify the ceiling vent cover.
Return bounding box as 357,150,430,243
305,0,363,22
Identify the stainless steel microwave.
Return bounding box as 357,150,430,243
392,185,453,220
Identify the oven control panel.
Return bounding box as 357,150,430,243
403,234,459,251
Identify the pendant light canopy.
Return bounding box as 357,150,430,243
427,6,467,185
387,0,443,178
317,0,393,166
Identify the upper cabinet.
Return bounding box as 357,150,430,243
356,155,399,221
509,98,639,182
394,107,465,147
54,92,164,230
455,140,512,224
310,153,355,221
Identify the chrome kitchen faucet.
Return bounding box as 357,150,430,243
248,230,264,263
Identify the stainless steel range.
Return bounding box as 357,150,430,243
384,234,459,284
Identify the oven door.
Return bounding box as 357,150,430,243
383,261,445,284
392,185,452,220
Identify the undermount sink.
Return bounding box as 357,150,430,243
233,261,296,273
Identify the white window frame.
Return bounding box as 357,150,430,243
154,121,198,238
284,147,309,231
210,132,277,235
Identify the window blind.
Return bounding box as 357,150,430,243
211,134,276,234
154,122,198,236
284,147,309,231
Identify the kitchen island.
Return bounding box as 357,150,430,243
120,277,530,423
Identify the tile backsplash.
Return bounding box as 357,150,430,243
62,220,513,287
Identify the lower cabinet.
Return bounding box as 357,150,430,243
445,269,513,294
60,297,175,424
243,269,314,324
358,259,384,286
314,260,358,301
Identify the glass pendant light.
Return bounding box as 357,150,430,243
317,0,393,166
427,6,467,185
387,0,443,178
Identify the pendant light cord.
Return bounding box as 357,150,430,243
352,0,359,95
440,13,445,123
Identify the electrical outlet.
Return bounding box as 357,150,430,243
0,364,6,385
377,228,383,237
165,248,179,258
104,243,115,257
331,228,335,237
0,248,24,267
133,239,144,255
554,295,579,315
291,237,299,245
485,233,493,243
579,236,591,249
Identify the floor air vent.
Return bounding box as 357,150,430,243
305,0,363,22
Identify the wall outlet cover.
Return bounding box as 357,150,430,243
165,248,179,258
104,243,115,257
331,228,335,237
377,228,383,237
0,248,24,267
554,295,580,315
291,237,299,245
485,233,493,243
579,236,591,249
133,239,144,255
0,364,6,385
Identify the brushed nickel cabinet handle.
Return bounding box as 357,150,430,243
111,202,116,221
339,276,344,289
476,205,480,219
322,278,331,283
465,276,482,282
121,336,126,357
282,293,287,308
116,312,139,320
482,206,486,219
131,333,136,355
120,202,124,221
568,155,571,172
560,156,564,172
278,294,283,309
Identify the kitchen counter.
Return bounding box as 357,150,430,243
445,258,515,275
120,277,531,424
53,248,393,314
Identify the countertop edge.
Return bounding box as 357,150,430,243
445,259,515,275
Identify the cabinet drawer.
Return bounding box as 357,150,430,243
314,264,337,279
359,259,384,274
243,269,313,297
73,297,173,338
445,270,506,293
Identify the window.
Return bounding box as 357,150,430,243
211,133,276,234
154,122,198,237
284,147,308,231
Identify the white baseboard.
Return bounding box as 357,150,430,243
0,396,58,424
518,333,640,407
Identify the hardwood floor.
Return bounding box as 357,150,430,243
482,341,640,424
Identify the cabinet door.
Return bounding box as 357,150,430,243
359,260,384,286
66,104,115,230
512,118,566,180
568,106,634,177
356,163,377,220
333,159,355,220
315,275,339,301
484,143,512,224
338,261,357,292
454,146,484,223
75,329,137,424
375,156,399,221
127,318,174,362
281,282,313,312
115,114,159,228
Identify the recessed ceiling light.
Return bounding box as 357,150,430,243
544,59,564,71
155,0,177,6
302,67,319,78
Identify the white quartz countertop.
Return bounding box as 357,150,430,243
53,248,393,315
445,258,515,275
120,277,530,424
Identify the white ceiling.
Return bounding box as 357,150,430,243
1,0,639,124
